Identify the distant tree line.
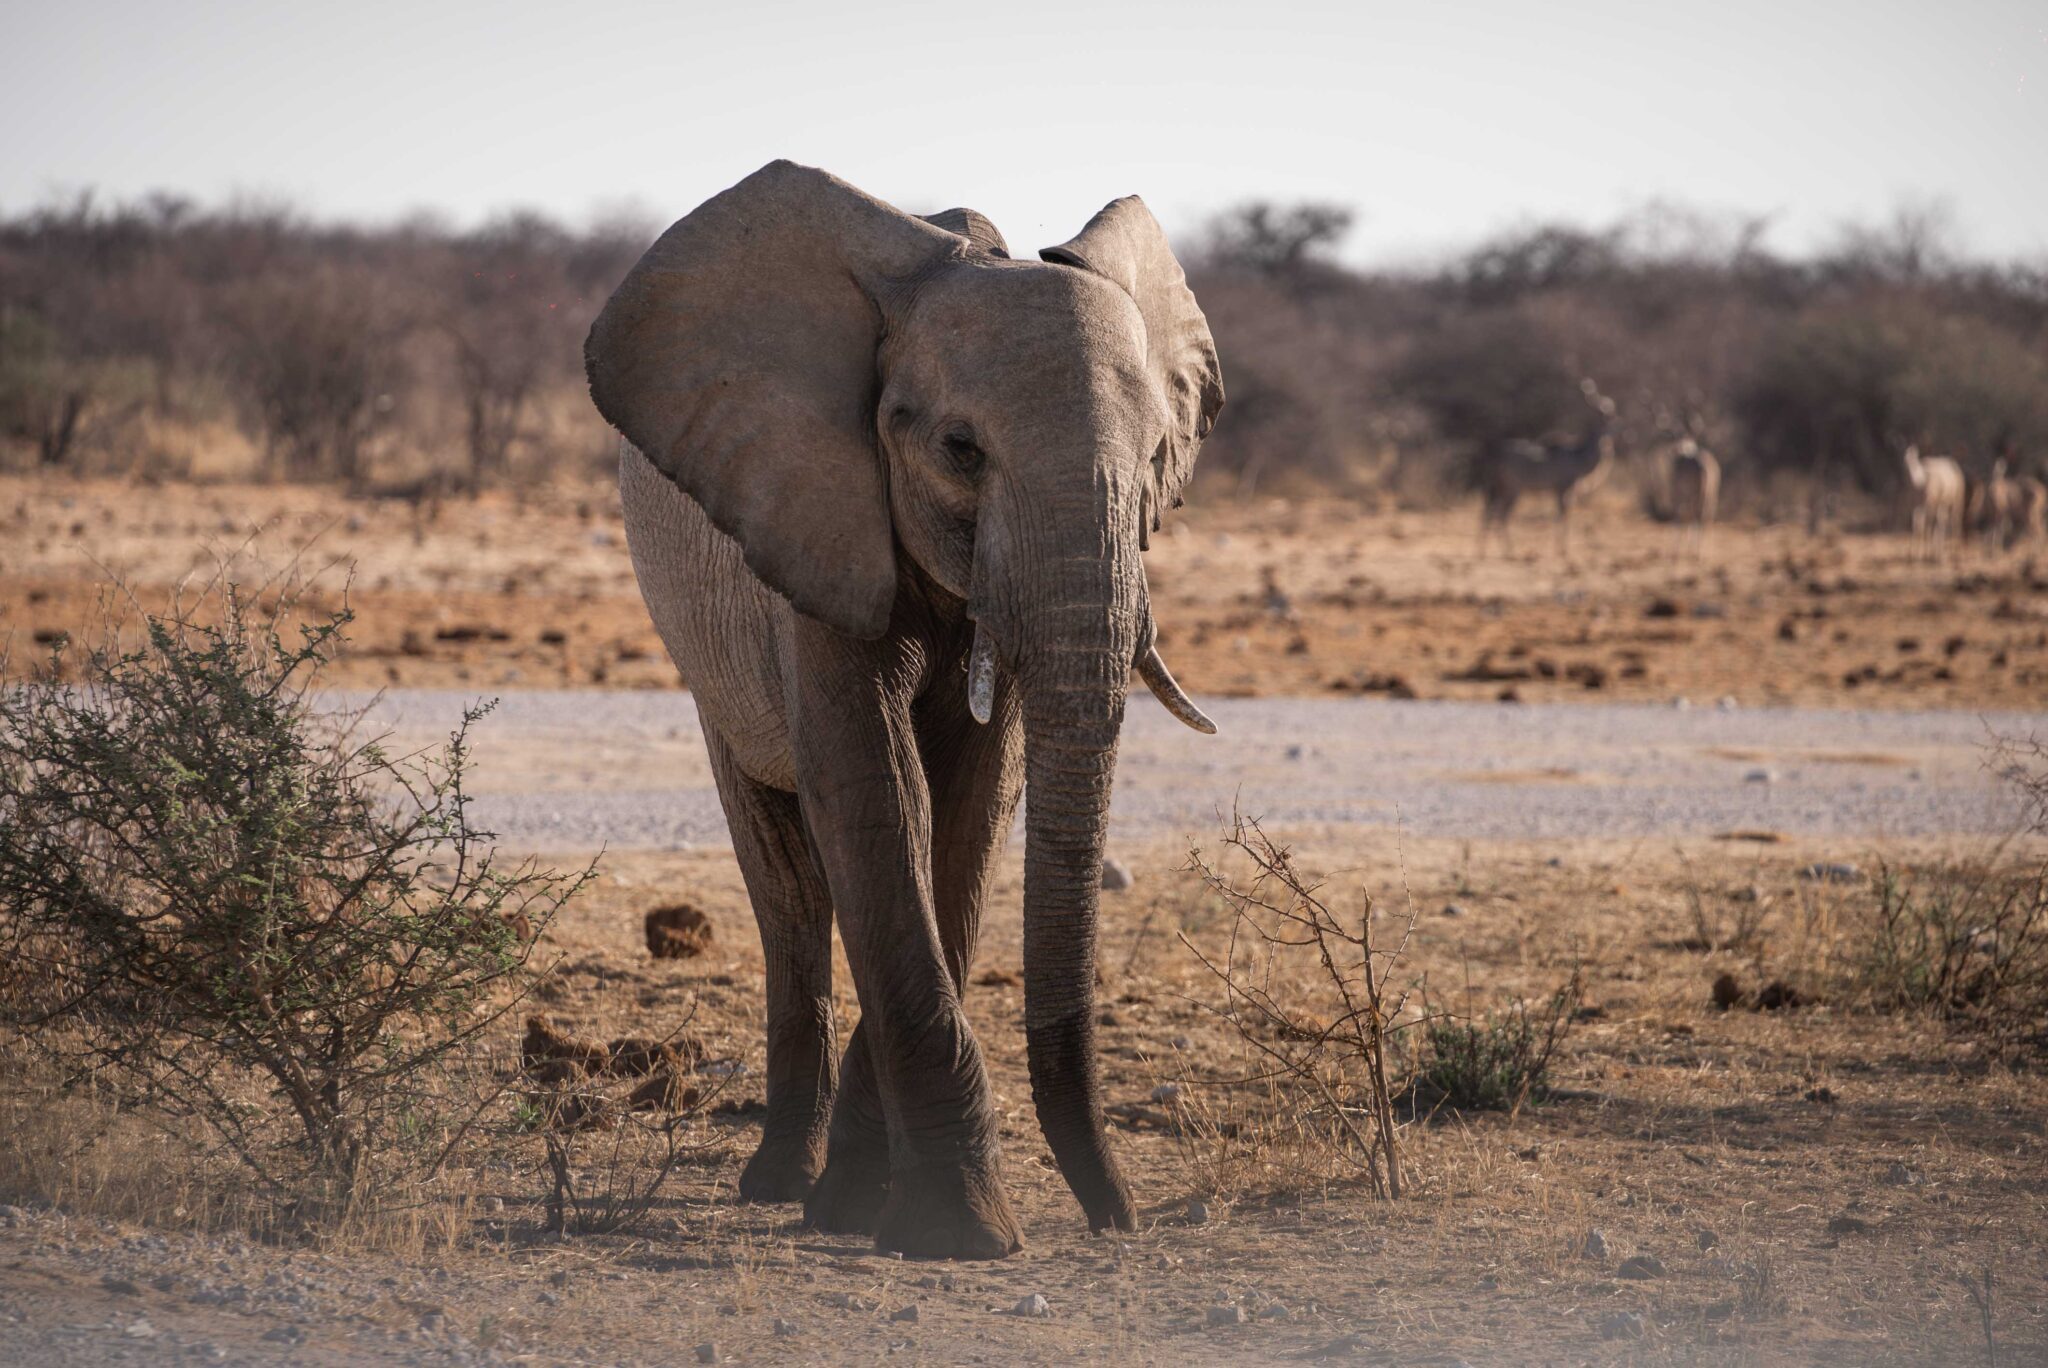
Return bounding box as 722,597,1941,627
5,190,2046,513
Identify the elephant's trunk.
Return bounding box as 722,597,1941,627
1006,521,1141,1235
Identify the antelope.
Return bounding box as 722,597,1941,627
1668,435,1721,558
1478,379,1617,558
1967,458,2024,554
2016,473,2048,544
1901,444,1965,561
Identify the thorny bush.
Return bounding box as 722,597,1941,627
0,579,593,1221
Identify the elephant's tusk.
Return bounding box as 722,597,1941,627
968,622,998,725
1136,645,1217,734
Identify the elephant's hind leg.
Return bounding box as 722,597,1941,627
706,731,837,1204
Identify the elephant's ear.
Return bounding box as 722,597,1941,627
921,207,1010,258
1041,198,1223,515
586,160,962,639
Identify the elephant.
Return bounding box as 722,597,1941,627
584,160,1223,1259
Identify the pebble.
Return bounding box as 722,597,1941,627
1012,1293,1050,1318
1599,1311,1645,1340
1099,858,1134,892
889,1305,919,1323
1206,1304,1246,1327
1581,1229,1609,1261
122,1318,156,1339
695,1343,718,1364
1617,1254,1666,1280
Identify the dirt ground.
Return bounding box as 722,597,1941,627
5,474,2046,708
2,474,2045,1364
3,835,2045,1365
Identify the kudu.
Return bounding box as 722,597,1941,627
1901,444,1965,561
1967,458,2025,554
1667,412,1721,558
1477,379,1616,558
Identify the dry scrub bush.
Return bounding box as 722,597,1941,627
0,577,592,1226
1410,969,1583,1115
1851,857,2046,1058
1180,815,1408,1198
517,1013,721,1235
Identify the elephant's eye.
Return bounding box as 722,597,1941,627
940,429,985,481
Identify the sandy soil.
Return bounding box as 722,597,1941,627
2,474,2045,1364
3,835,2044,1365
5,475,2046,708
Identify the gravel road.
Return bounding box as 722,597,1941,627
347,690,2045,851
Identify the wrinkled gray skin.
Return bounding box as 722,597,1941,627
585,162,1223,1259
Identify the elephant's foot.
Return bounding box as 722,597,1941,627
873,1162,1021,1260
802,1149,890,1236
737,1133,824,1204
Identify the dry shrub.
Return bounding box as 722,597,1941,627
1410,970,1583,1114
1178,814,1408,1199
1850,859,2046,1057
513,1013,716,1234
0,572,592,1227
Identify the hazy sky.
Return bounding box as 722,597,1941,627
3,0,2043,263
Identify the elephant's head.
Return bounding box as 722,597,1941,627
586,161,1222,1233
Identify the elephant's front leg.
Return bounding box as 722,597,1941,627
805,669,1024,1236
789,626,1019,1259
704,731,836,1203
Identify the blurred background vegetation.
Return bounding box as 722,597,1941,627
5,191,2045,521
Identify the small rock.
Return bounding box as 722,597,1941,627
1440,903,1465,918
1599,1311,1645,1340
1100,858,1134,892
774,1318,800,1335
1012,1293,1050,1318
1801,861,1862,883
694,1343,718,1364
890,1305,919,1323
1285,744,1306,761
123,1318,156,1339
1882,1162,1921,1187
1581,1229,1610,1261
1185,1198,1210,1225
1616,1254,1666,1280
1206,1304,1247,1327
1743,768,1775,784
